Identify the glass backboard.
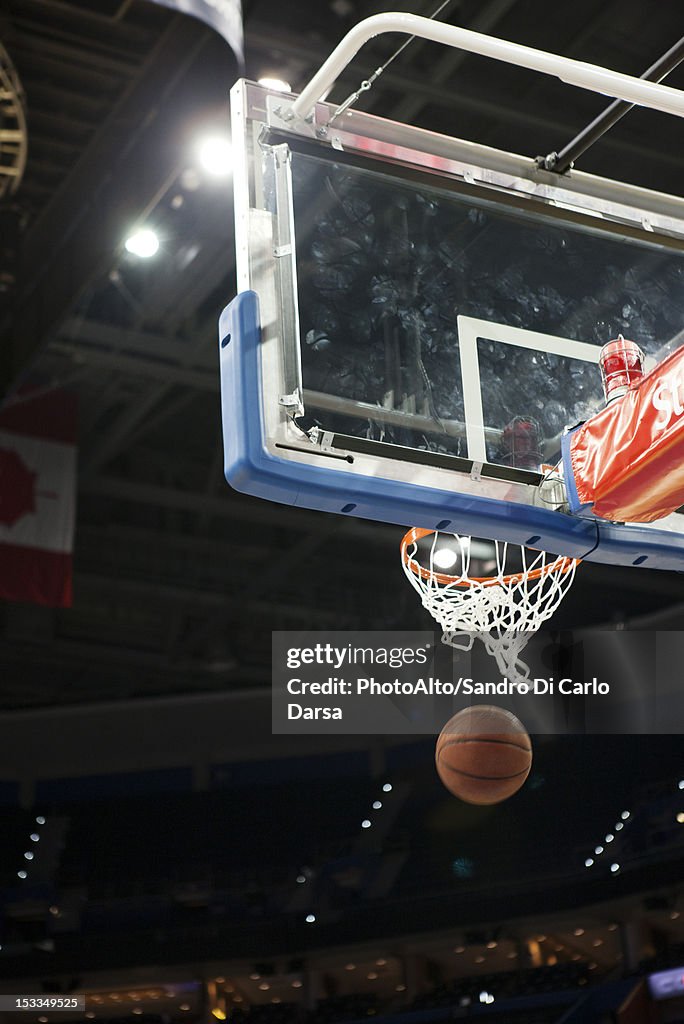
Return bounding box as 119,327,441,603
219,80,684,570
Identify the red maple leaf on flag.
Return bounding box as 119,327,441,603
0,447,38,527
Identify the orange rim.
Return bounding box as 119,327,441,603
400,527,579,588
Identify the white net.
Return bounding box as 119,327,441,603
401,528,579,684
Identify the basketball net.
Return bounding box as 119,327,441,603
401,528,579,684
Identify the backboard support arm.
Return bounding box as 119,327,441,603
287,13,684,128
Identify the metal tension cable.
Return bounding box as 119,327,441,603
539,35,684,174
326,0,459,127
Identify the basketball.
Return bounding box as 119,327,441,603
436,706,532,805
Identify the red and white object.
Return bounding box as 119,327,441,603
562,344,684,523
599,335,645,403
0,390,77,606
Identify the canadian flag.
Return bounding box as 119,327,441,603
0,389,77,607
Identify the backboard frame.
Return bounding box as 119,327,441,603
221,79,684,570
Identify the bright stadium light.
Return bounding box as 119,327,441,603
258,76,291,93
197,135,232,177
433,547,459,570
125,228,159,258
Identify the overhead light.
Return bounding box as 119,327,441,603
382,783,392,793
574,928,585,936
17,870,27,879
677,813,684,824
211,1010,226,1021
585,858,593,867
372,801,382,810
433,547,458,570
258,77,291,93
197,135,232,177
125,228,159,258
610,863,620,873
361,819,371,829
30,833,39,842
621,811,630,820
305,914,316,923
35,816,45,825
345,964,355,971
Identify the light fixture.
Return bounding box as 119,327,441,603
671,911,680,920
17,870,27,879
361,819,371,829
36,816,45,825
605,834,614,843
259,983,270,991
24,851,33,860
258,76,291,93
30,833,39,842
305,914,316,923
296,874,306,883
292,980,303,989
372,801,382,810
367,972,378,981
382,783,392,792
433,547,458,570
124,228,159,258
595,846,603,855
677,813,684,824
197,135,232,177
211,1010,227,1021
249,974,260,981
621,811,630,820
574,928,585,936
610,863,620,873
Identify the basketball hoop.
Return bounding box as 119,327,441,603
401,527,579,683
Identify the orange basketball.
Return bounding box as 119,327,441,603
435,705,532,805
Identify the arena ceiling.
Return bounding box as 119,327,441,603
1,0,684,713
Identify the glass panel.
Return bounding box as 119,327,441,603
291,150,684,466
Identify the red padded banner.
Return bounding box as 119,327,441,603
568,345,684,523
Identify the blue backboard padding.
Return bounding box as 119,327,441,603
219,291,684,571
